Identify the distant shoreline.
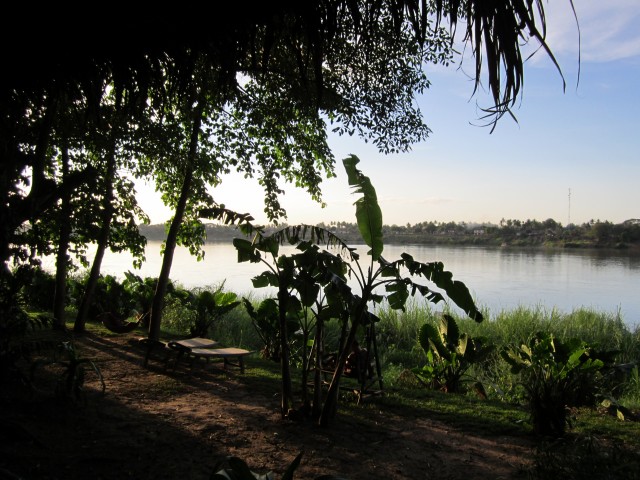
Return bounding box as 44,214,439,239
138,221,640,252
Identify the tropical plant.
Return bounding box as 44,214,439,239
16,265,57,312
1,314,52,376
121,271,158,325
243,298,294,362
185,286,241,338
87,274,136,320
413,313,494,393
35,341,106,404
234,155,483,425
501,332,606,436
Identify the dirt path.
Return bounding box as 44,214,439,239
1,334,536,479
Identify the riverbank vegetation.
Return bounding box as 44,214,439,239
5,267,640,477
12,265,640,414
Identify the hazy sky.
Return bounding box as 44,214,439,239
136,1,640,227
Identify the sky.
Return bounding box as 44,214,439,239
136,1,640,227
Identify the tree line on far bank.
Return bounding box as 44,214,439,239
140,218,640,249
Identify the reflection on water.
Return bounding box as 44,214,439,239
44,242,640,326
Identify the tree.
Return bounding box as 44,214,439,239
139,77,211,341
51,143,73,330
74,87,148,333
2,2,567,260
2,1,570,333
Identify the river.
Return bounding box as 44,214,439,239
48,242,640,326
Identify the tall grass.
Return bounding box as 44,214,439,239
371,302,640,404
455,305,637,358
375,299,435,368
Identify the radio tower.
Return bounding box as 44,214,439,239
568,188,571,226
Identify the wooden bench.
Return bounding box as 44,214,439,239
186,347,253,374
166,337,220,370
139,337,251,374
169,338,219,349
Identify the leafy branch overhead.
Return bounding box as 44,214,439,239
1,1,572,340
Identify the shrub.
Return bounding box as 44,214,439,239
502,332,607,436
412,314,493,393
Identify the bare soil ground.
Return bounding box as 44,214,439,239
1,333,538,480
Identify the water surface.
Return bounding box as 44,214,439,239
48,242,640,326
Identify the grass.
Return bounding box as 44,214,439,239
55,300,640,410
530,435,640,480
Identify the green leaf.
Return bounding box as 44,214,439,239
418,323,451,361
252,271,279,288
400,254,482,322
385,282,409,310
439,314,460,348
299,270,322,306
457,333,469,356
233,238,261,263
342,155,383,260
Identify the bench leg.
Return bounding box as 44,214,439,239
221,356,246,374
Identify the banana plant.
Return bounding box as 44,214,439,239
413,314,493,393
233,154,483,425
319,156,483,425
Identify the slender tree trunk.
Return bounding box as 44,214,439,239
300,326,311,411
53,144,71,331
147,101,203,342
74,114,120,333
73,165,116,332
312,318,324,420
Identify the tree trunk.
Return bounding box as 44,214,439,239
147,102,203,342
300,326,311,412
278,286,294,418
319,295,369,426
74,113,120,333
0,94,56,266
73,156,116,333
52,144,71,331
73,194,115,332
311,318,324,420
